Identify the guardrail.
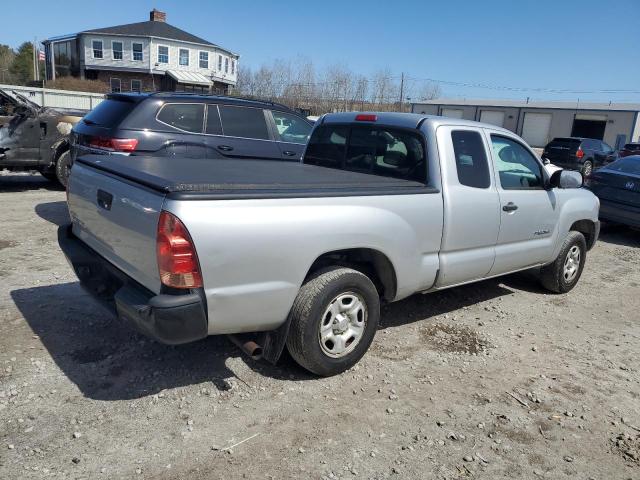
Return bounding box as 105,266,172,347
0,84,104,111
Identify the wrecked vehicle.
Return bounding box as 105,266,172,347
0,88,87,186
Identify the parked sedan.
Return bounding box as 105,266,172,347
619,142,640,157
585,155,640,228
542,137,617,177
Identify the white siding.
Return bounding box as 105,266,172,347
148,38,237,85
82,35,151,70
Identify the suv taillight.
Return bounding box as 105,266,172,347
89,136,138,152
576,147,584,159
157,211,202,289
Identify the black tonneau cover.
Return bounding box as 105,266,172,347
76,155,435,200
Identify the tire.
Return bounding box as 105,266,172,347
38,169,57,182
581,160,593,177
540,231,587,293
286,267,380,376
55,150,71,188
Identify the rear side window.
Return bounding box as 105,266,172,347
606,157,640,174
156,103,204,133
451,130,490,188
305,125,426,183
205,105,222,135
82,99,136,127
219,106,269,140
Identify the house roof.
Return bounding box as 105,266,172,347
412,98,640,112
79,21,235,55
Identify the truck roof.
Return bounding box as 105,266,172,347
319,111,513,134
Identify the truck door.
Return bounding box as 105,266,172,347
435,126,500,287
486,132,560,275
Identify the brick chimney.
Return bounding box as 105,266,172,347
150,9,166,22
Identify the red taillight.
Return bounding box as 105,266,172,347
355,114,377,122
576,148,584,159
89,136,138,152
157,211,202,289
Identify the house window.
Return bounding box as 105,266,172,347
110,78,121,93
199,51,208,69
132,42,143,61
92,40,103,59
131,79,142,93
231,59,235,75
112,41,123,60
224,57,229,73
179,48,189,66
158,45,169,64
218,55,222,70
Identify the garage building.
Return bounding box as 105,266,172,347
411,99,640,149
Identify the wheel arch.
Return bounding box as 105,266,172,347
570,219,598,250
305,248,398,302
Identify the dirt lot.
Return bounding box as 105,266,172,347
1,172,639,480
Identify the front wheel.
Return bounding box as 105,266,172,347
55,150,71,188
539,231,587,293
286,267,380,376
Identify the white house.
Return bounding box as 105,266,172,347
43,9,239,94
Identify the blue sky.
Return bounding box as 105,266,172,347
3,0,639,102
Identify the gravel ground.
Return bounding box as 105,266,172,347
1,172,639,480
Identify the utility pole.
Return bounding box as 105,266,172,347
399,72,405,112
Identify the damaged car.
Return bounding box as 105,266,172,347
0,88,87,186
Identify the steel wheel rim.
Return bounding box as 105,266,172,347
563,245,581,282
318,291,367,358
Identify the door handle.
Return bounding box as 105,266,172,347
217,145,234,152
282,150,297,157
502,202,518,212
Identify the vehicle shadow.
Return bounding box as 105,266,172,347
11,275,516,400
598,223,640,248
35,201,70,226
0,173,63,192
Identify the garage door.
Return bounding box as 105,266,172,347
521,113,552,147
479,110,505,127
441,108,464,119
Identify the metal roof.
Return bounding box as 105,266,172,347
412,98,640,112
166,70,212,86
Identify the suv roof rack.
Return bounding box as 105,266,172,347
146,91,293,111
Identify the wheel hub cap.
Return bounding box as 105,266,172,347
318,292,367,358
563,245,581,282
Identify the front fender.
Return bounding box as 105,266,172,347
551,189,600,259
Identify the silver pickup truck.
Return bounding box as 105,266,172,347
59,112,599,376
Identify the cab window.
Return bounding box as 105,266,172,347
491,135,544,189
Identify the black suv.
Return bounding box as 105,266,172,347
70,92,313,173
542,137,618,177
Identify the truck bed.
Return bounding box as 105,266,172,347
76,155,434,200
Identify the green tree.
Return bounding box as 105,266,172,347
9,42,35,85
0,44,15,84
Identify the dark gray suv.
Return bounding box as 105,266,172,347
70,93,313,180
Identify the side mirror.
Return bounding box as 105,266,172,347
549,169,583,189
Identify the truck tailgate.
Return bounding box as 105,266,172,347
67,161,165,294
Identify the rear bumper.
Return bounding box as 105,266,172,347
599,200,640,228
58,224,208,344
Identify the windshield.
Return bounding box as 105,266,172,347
604,156,640,175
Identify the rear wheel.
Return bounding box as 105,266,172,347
286,267,380,376
540,231,586,293
581,160,593,177
55,150,71,188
